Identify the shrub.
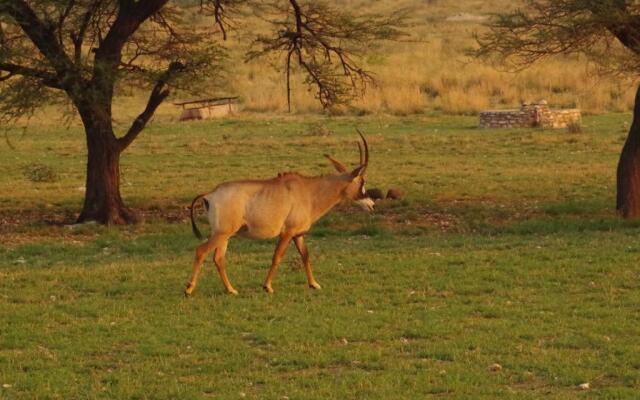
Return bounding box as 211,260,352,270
23,163,57,183
306,123,333,136
566,121,583,134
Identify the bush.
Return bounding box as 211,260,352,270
306,123,333,136
566,121,583,134
23,163,57,183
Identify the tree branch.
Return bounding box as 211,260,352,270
92,0,170,99
0,71,13,82
213,0,227,40
200,0,240,40
70,0,102,66
475,1,640,73
0,0,76,79
248,0,402,110
596,5,640,55
0,62,63,89
95,0,169,63
117,61,184,151
56,0,76,46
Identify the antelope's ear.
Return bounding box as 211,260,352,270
351,165,366,178
324,154,348,173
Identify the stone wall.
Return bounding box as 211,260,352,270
538,108,582,129
479,101,581,129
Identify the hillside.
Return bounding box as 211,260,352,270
32,0,639,123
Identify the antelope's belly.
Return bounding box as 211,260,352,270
242,211,288,239
243,197,291,239
241,223,281,239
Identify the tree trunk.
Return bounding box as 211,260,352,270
616,84,640,219
76,105,136,224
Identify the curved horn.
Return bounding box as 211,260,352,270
356,128,369,168
357,141,364,166
324,154,348,173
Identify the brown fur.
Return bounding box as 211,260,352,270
185,133,372,296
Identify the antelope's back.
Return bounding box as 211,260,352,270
207,176,306,239
244,176,310,238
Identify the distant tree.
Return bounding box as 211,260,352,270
0,0,402,224
475,0,640,219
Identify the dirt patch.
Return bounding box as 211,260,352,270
0,209,75,229
0,207,190,247
0,207,188,229
377,203,458,232
1,198,537,247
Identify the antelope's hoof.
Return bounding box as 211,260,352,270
227,288,239,296
184,283,194,297
309,282,322,290
263,285,274,294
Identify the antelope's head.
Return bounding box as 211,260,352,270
325,131,375,212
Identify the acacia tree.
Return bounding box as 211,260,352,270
475,0,640,219
0,0,401,224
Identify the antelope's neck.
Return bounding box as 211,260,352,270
308,176,348,221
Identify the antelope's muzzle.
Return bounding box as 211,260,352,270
355,197,375,212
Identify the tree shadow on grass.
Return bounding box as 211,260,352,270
502,216,640,236
498,199,640,236
409,198,640,236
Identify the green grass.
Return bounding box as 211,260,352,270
1,114,640,398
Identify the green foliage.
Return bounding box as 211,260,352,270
0,1,230,124
21,162,57,183
475,0,640,76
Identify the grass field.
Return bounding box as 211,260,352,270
1,114,640,399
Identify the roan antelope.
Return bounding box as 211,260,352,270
185,132,374,296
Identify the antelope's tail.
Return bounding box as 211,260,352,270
189,193,208,240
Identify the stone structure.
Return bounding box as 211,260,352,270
175,97,239,121
479,101,581,129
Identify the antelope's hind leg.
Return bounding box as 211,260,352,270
185,238,216,297
294,235,321,290
185,234,237,296
212,235,237,295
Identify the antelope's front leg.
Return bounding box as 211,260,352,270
263,235,292,293
294,235,321,290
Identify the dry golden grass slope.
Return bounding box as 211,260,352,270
86,0,638,123
203,0,636,116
